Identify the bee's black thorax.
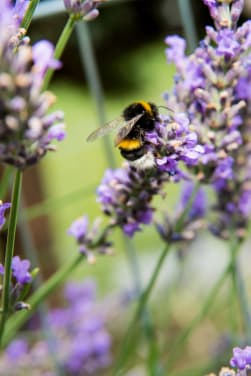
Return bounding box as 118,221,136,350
123,101,159,131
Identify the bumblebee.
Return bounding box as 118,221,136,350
87,101,159,169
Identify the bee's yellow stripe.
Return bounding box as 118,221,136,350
117,139,141,150
137,101,153,116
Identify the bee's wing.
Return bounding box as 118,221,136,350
86,116,125,142
114,113,144,146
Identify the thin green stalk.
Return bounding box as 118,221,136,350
19,198,63,375
76,21,116,168
0,169,22,346
42,15,75,91
229,258,239,337
123,238,162,375
113,243,171,375
228,227,251,341
0,166,12,199
177,0,198,52
113,182,201,374
2,253,83,347
164,237,242,373
21,0,40,30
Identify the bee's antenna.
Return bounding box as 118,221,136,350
158,105,174,112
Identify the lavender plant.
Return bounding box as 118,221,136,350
165,0,251,239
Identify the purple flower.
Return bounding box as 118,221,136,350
179,182,207,220
0,264,4,275
6,339,28,361
12,0,29,24
238,189,251,218
0,201,11,229
0,279,112,375
165,35,186,68
45,124,66,142
68,215,89,241
11,256,32,285
203,0,244,29
216,29,240,59
230,346,251,371
52,279,111,374
32,41,62,84
145,113,204,176
68,216,111,260
64,279,96,304
165,0,251,238
235,74,251,101
97,165,168,237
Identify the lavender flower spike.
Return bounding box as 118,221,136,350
0,1,65,169
165,0,251,238
97,165,168,237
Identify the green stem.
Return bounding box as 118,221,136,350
122,237,162,374
0,166,12,199
164,237,242,373
21,0,40,30
113,243,172,375
42,15,75,91
2,253,83,347
229,258,239,337
113,182,201,374
76,21,116,168
0,169,22,346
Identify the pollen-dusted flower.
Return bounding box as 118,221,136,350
0,0,65,169
145,112,205,177
0,201,11,229
64,0,107,21
68,215,112,262
165,0,251,238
